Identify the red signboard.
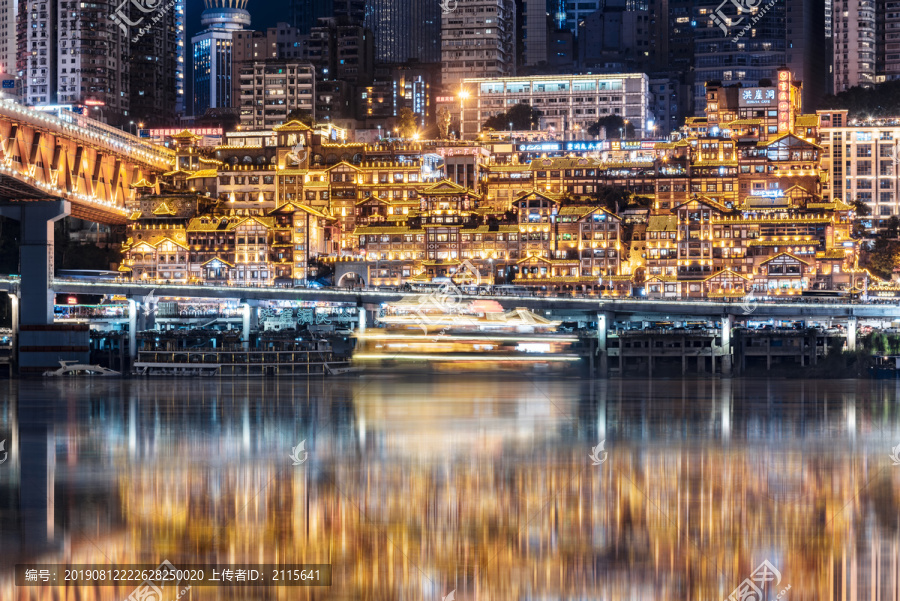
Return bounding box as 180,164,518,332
149,127,224,138
777,70,793,133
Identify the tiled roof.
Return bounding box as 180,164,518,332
186,169,218,180
647,215,678,232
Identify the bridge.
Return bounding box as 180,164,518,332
2,277,890,319
1,275,890,375
3,273,896,374
0,102,175,371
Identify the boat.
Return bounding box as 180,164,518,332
43,360,121,377
353,299,585,372
133,342,352,377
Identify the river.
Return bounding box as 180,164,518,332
0,376,898,600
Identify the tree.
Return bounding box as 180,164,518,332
865,238,900,280
586,115,635,139
851,198,872,217
483,103,542,131
285,108,315,126
885,215,900,239
820,80,900,119
593,185,632,213
395,108,419,139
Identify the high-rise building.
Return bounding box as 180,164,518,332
60,0,130,118
523,0,550,67
832,0,876,92
17,0,56,106
877,0,900,81
192,0,251,116
131,1,186,124
307,16,374,120
365,0,441,63
578,0,650,72
238,60,315,128
360,61,439,126
232,23,307,115
289,0,366,34
0,0,18,77
441,0,516,88
645,0,826,116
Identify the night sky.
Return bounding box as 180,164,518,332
186,0,284,41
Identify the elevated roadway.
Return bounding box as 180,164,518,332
2,277,897,321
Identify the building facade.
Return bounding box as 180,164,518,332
819,109,900,217
832,0,876,92
462,73,650,139
365,0,441,63
130,1,186,124
441,0,516,88
124,73,873,298
238,60,316,129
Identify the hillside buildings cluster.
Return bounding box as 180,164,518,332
2,0,897,139
119,70,897,300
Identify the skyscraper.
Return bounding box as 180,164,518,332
442,0,516,88
877,0,900,81
192,0,252,116
365,0,441,63
646,0,826,116
0,0,18,77
17,0,139,122
131,1,187,124
832,0,875,92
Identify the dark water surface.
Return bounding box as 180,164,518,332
0,376,899,600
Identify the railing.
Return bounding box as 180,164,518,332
0,100,174,166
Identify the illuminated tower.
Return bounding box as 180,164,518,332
191,0,252,115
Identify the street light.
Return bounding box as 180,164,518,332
458,89,470,139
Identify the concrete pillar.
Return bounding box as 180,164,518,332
597,312,612,377
7,293,18,361
720,315,734,376
128,299,137,362
241,300,259,349
847,317,858,351
0,201,70,325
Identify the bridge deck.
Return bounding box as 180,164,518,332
0,277,894,320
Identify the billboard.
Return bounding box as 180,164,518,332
739,88,776,107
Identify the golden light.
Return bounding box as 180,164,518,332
459,90,470,100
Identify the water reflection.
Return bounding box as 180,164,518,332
0,377,899,600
